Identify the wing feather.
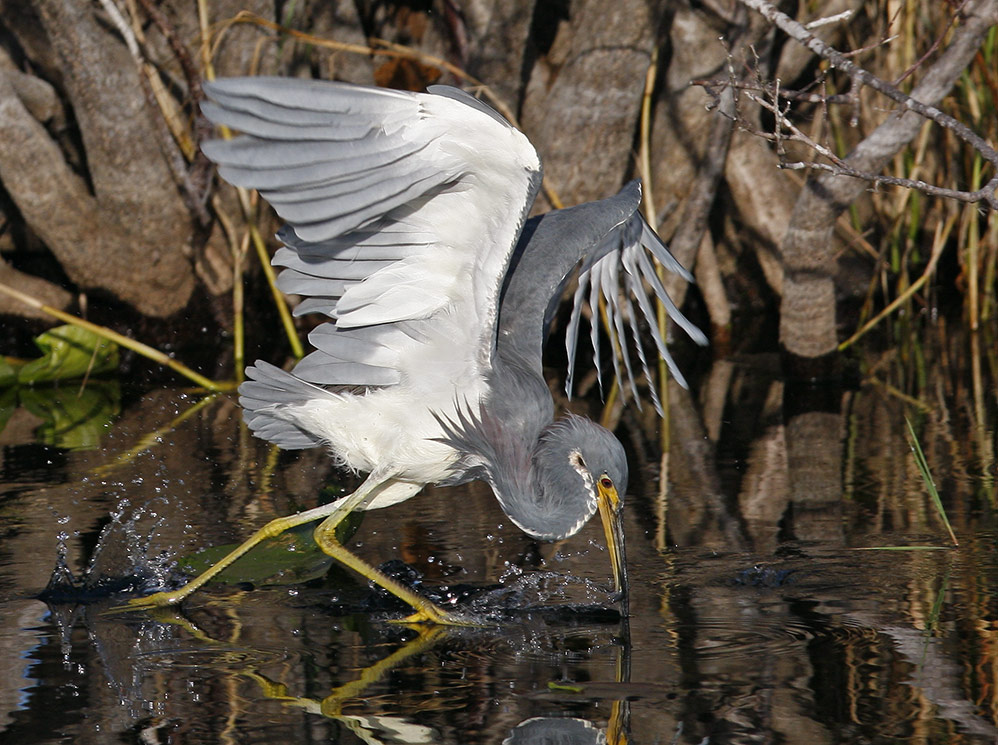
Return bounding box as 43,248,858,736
563,203,707,408
597,256,640,409
238,361,331,449
202,77,541,413
202,138,423,182
498,180,705,413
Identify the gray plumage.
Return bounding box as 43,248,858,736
202,77,705,546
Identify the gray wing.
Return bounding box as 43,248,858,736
498,180,706,415
200,78,542,445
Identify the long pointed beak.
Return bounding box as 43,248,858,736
596,476,629,617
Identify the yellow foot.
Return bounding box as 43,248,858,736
108,589,185,614
393,606,479,627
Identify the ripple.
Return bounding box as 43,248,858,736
674,614,817,661
134,645,291,671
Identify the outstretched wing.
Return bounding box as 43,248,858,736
566,188,708,409
497,180,707,416
201,78,541,441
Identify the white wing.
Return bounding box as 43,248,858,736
201,78,541,422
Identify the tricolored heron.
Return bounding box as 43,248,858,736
127,77,706,624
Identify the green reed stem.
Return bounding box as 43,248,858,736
905,416,958,547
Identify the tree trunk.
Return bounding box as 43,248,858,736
778,0,998,365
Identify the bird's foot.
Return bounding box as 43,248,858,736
108,589,185,614
393,606,478,627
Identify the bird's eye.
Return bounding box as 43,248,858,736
599,476,614,489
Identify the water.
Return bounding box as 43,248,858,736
1,348,996,744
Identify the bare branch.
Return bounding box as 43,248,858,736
693,77,856,105
805,10,853,30
735,0,998,210
744,89,998,207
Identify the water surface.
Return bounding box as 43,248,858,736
1,344,996,744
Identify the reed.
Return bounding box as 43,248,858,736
905,416,958,547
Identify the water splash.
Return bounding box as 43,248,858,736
40,499,179,604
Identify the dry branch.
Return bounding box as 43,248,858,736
724,0,998,360
736,0,998,209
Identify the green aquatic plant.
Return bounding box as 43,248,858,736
18,382,121,451
905,416,958,547
5,325,118,385
0,325,122,449
179,507,363,588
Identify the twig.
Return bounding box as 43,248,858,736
242,191,306,360
780,163,998,205
744,87,998,206
665,38,740,304
100,0,212,227
894,0,970,85
805,10,853,30
736,0,998,209
0,282,233,391
96,0,140,57
134,0,214,208
636,47,672,453
693,77,856,105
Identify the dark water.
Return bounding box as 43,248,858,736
1,342,996,744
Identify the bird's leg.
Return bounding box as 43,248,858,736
118,471,391,611
243,625,445,721
312,513,467,626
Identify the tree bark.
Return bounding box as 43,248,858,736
520,0,661,206
0,0,196,317
778,0,998,361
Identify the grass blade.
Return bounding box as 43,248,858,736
905,416,958,546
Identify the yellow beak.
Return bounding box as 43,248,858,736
596,474,628,616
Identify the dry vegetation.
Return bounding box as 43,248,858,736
0,0,993,395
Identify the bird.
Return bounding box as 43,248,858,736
126,77,706,624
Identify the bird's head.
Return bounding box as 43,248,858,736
492,414,629,599
437,405,630,602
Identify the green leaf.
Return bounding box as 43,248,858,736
905,416,958,547
0,357,17,388
18,381,121,450
179,511,364,587
0,387,17,436
547,682,586,693
18,325,119,384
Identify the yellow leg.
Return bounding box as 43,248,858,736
117,471,391,611
118,471,473,624
245,625,445,720
311,514,468,626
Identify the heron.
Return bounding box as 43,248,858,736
126,77,706,624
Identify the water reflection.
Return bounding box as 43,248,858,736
503,717,605,745
1,340,997,743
